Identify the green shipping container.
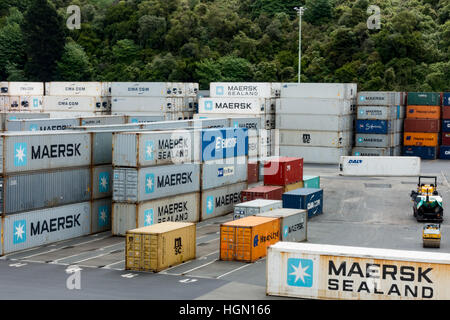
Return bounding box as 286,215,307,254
303,176,320,189
407,92,441,106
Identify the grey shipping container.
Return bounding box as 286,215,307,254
279,130,353,147
125,115,165,124
233,199,283,220
92,165,112,200
352,146,402,157
6,118,79,132
111,97,185,113
357,92,405,106
201,156,248,190
276,98,356,115
357,105,405,120
0,131,91,174
91,198,112,234
112,163,201,203
257,208,307,242
355,133,402,148
0,166,91,215
80,115,126,126
276,114,354,131
0,112,50,131
112,192,200,236
1,202,91,255
279,146,352,164
281,83,357,100
200,181,247,221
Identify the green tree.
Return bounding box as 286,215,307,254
0,8,26,79
56,42,93,81
303,0,332,25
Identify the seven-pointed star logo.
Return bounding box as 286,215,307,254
98,206,109,227
144,209,154,226
14,143,27,166
145,141,154,161
145,174,155,194
13,220,26,244
99,171,110,192
206,196,214,215
287,258,313,288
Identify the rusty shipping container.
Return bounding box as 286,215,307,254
403,132,439,147
125,222,196,272
442,132,450,146
443,106,450,119
241,185,284,202
406,106,441,119
220,216,280,262
404,119,441,133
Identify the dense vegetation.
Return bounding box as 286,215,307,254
0,0,448,90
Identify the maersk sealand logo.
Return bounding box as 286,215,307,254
205,100,213,111
216,86,224,96
145,141,154,161
145,173,155,194
13,220,27,244
144,209,154,226
99,172,110,193
206,196,214,215
98,206,109,227
29,124,39,131
287,258,313,288
14,142,27,166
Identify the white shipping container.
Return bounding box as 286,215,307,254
210,82,276,98
266,242,450,300
48,111,106,118
276,114,354,131
280,146,351,164
111,82,188,97
45,82,103,96
43,96,109,112
1,202,91,255
233,199,282,220
357,105,405,120
339,156,420,176
4,96,20,111
195,113,275,130
357,91,406,106
80,115,126,126
352,146,402,157
0,82,44,96
165,112,194,121
111,97,183,113
281,83,357,100
198,97,272,115
276,98,356,115
19,96,43,112
280,130,353,147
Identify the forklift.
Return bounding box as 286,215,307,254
423,224,441,248
410,176,443,222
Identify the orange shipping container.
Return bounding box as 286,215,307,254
403,132,439,147
220,216,280,262
406,105,441,119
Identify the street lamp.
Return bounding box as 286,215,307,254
294,6,306,83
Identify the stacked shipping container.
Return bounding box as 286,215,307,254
441,93,450,159
0,82,44,112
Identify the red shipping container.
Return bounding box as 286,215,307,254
403,119,441,133
247,162,259,184
443,132,450,146
443,106,450,119
241,186,284,202
263,157,303,186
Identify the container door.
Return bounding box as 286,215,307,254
126,234,142,270
235,226,252,262
220,226,235,261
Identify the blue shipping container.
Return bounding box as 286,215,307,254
440,146,450,160
402,146,438,160
201,127,248,162
442,120,450,133
356,120,391,134
282,188,323,218
444,93,450,107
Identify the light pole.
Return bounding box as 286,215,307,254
294,6,306,83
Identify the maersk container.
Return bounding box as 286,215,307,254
233,199,282,220
112,192,200,235
0,112,50,131
0,82,44,96
281,83,357,100
339,156,421,176
200,181,247,221
92,165,112,200
45,82,103,96
1,202,91,255
198,97,271,115
43,96,109,112
282,188,323,218
257,208,307,242
407,92,441,106
80,115,126,126
91,198,112,234
0,131,91,174
355,133,402,148
276,114,354,131
352,146,401,157
195,113,275,130
111,97,184,113
279,130,353,147
357,105,405,120
201,156,248,190
125,115,165,124
19,96,43,111
191,118,229,129
279,146,351,164
276,98,356,115
356,119,403,134
113,163,201,203
0,167,91,215
402,146,438,160
357,91,405,106
210,82,276,98
6,118,79,132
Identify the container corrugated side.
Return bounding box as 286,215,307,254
210,82,274,98
357,92,405,106
339,156,421,176
355,133,402,148
280,130,353,147
352,146,402,157
357,105,405,120
276,98,355,115
0,112,50,131
80,115,126,126
112,202,137,236
257,208,307,242
6,118,79,132
42,96,108,112
111,82,166,97
45,82,103,96
279,146,352,164
91,198,112,234
198,97,268,115
2,202,91,255
281,83,357,100
276,114,354,131
0,82,44,96
201,156,248,190
233,199,283,220
111,97,183,113
125,115,165,123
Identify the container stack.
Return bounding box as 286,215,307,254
0,82,44,112
110,82,198,121
402,92,441,159
277,83,357,164
43,82,110,117
353,92,406,156
0,112,50,132
441,93,450,160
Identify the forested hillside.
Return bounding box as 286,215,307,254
0,0,448,90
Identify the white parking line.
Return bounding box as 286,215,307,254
216,263,253,279
179,259,219,275
50,242,123,264
102,260,125,269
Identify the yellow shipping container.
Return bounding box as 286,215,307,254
282,181,304,193
125,222,196,272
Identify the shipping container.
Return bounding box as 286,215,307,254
303,176,320,189
279,146,351,164
263,157,303,186
357,91,405,106
443,106,450,119
404,119,441,133
356,119,403,134
355,133,402,148
198,97,276,115
0,112,50,131
407,92,441,106
233,199,282,220
112,192,200,236
111,97,186,113
266,242,450,300
402,146,438,160
404,132,439,147
352,146,401,157
280,130,352,147
442,120,450,133
339,156,421,176
43,96,109,112
202,157,248,190
281,83,357,100
275,98,355,115
276,114,354,131
0,131,91,174
165,111,195,121
92,165,112,200
1,202,91,255
200,182,247,220
113,163,200,203
283,188,323,218
46,111,107,118
444,93,450,107
195,113,275,130
0,82,44,96
0,167,91,215
125,115,165,124
443,132,450,146
45,82,104,96
125,222,196,272
210,82,277,98
406,105,441,119
91,198,112,234
80,115,126,126
282,181,304,193
248,161,259,184
357,105,405,120
241,185,284,202
111,82,175,97
19,96,43,111
227,117,262,132
440,146,450,160
4,96,20,111
257,208,307,242
6,118,79,132
220,216,279,262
